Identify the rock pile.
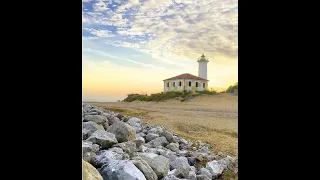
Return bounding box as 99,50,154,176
82,103,238,180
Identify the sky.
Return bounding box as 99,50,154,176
82,0,238,102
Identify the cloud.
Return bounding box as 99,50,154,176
93,0,109,11
83,0,238,89
84,28,114,37
83,48,161,69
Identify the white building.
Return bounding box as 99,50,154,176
163,54,209,92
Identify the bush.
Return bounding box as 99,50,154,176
196,90,217,95
225,82,238,93
123,91,193,102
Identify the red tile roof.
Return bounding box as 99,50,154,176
163,73,208,81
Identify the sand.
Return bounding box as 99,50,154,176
90,93,238,157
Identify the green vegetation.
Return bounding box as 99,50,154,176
219,169,238,180
123,89,219,102
123,91,194,102
196,90,217,95
225,82,238,93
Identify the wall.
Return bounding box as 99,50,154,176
198,61,208,80
163,79,209,92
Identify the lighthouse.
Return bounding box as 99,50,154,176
197,53,209,80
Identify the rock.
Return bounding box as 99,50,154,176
83,151,96,163
163,131,175,143
173,136,180,143
127,117,141,124
83,129,89,140
199,168,212,179
83,103,93,112
132,124,143,133
82,141,95,162
170,157,188,170
112,141,138,156
83,121,105,138
83,115,107,124
141,145,148,152
92,149,124,168
178,150,189,157
196,175,211,180
147,137,169,148
106,115,120,125
148,128,157,134
190,166,196,172
108,147,125,158
101,122,109,130
136,136,146,144
206,160,225,179
145,148,159,154
132,159,158,180
82,159,103,180
167,169,176,175
162,174,180,180
143,129,148,134
83,112,98,116
155,126,164,136
138,153,170,179
137,132,146,138
188,170,197,180
122,116,130,122
146,133,159,142
198,146,210,154
172,157,191,178
86,130,118,149
99,160,146,180
179,138,188,145
92,144,100,153
135,137,145,152
90,108,104,115
166,143,179,152
127,117,143,133
218,156,236,170
116,113,124,119
107,121,136,143
188,157,196,166
124,153,130,159
83,141,93,153
159,150,176,159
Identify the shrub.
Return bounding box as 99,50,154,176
196,90,217,95
225,82,238,93
123,91,192,102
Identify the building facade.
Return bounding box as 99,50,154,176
163,54,210,93
163,74,209,93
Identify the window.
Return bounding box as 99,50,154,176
167,82,169,87
179,81,182,86
173,82,175,87
189,81,191,86
196,82,198,87
203,83,205,88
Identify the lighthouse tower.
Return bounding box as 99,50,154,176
197,53,209,80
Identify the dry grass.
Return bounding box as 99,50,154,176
89,93,238,157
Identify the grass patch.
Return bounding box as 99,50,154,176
195,90,217,95
194,158,210,169
123,91,194,102
219,169,238,180
93,105,149,117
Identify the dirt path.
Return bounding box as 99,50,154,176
90,93,238,157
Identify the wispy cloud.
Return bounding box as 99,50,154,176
83,0,238,60
82,0,238,98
